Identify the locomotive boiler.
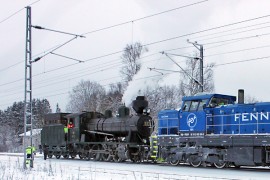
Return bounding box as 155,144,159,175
85,96,152,140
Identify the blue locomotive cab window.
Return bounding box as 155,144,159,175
182,101,191,111
190,101,199,111
183,100,207,112
209,97,229,108
198,99,208,111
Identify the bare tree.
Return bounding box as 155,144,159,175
120,42,148,84
245,95,260,103
144,85,181,115
66,80,106,112
103,82,124,114
179,54,215,96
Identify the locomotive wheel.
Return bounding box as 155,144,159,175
214,161,227,169
55,155,61,159
170,159,180,166
189,155,202,168
100,145,110,161
233,162,241,168
79,153,86,159
48,155,53,158
113,154,122,162
102,152,112,162
131,154,141,163
86,152,91,161
91,145,101,161
129,148,141,163
71,154,76,159
63,155,69,159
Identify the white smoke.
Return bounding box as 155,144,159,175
122,65,160,106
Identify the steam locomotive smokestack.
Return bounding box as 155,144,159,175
132,96,148,114
238,89,244,104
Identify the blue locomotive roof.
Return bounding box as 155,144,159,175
182,93,236,102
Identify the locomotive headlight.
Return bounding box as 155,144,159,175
147,108,150,114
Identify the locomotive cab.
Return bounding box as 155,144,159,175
158,93,236,136
179,94,236,136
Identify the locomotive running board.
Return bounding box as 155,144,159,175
85,130,114,137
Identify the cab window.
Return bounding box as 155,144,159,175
209,97,229,107
190,101,199,111
182,101,191,112
198,99,208,111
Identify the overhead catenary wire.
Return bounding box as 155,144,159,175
0,55,163,95
205,44,270,57
81,0,209,35
0,0,208,75
1,53,270,105
2,12,270,74
3,8,270,108
2,53,269,107
0,30,269,89
0,0,41,25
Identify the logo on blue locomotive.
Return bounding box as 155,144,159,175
187,113,197,130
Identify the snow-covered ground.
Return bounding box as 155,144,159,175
0,153,269,180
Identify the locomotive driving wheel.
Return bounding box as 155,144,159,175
170,159,180,166
169,154,180,166
91,145,101,161
100,144,110,161
79,153,86,159
189,155,202,168
214,161,227,169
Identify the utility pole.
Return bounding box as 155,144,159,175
24,6,33,169
187,40,204,92
23,6,84,169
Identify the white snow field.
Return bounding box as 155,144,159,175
0,153,269,180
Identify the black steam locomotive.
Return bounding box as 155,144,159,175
41,96,154,162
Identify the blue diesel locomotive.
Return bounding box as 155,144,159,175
157,90,270,168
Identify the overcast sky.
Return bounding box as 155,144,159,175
1,0,270,111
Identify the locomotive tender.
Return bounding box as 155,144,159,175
158,89,270,168
41,96,154,162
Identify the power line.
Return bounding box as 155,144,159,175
143,14,270,47
0,31,268,88
2,13,270,93
1,54,269,108
188,21,270,41
1,53,269,102
3,11,270,75
0,0,41,25
206,44,270,57
0,54,162,95
204,32,270,46
214,56,270,67
197,25,270,42
82,0,209,35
